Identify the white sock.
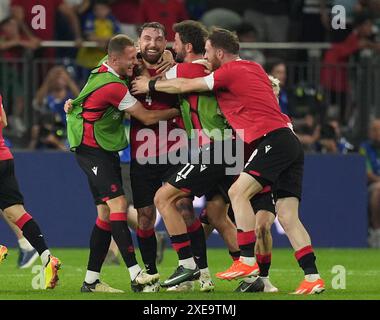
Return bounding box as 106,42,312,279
129,264,142,281
305,274,320,282
239,256,256,266
200,267,210,275
40,250,51,266
85,270,100,284
179,257,196,270
18,237,34,251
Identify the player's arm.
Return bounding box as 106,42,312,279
126,100,180,126
131,75,211,95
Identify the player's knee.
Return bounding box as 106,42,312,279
277,211,295,232
107,196,128,213
154,188,169,213
255,221,272,238
138,209,156,230
228,183,240,202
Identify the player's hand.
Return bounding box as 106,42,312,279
131,76,150,95
64,99,73,114
193,59,212,74
156,50,175,74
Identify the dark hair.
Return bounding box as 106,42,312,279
107,34,135,55
173,20,208,54
137,22,167,38
265,58,286,74
208,28,239,55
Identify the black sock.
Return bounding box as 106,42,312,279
237,229,256,258
137,228,158,274
20,218,48,255
256,254,272,277
295,246,318,275
110,213,138,268
170,233,193,261
187,219,208,269
229,250,241,261
87,224,111,273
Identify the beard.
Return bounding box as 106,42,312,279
141,47,163,64
175,49,186,63
209,58,221,71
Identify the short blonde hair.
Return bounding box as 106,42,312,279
268,75,281,98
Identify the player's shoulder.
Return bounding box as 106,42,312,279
177,61,208,77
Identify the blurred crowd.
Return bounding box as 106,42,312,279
1,0,380,151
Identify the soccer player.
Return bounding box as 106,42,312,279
0,94,61,289
132,28,325,294
65,34,179,293
130,22,212,292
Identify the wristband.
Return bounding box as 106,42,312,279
149,79,158,93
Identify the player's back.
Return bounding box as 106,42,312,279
211,59,291,143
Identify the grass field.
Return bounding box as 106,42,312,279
0,248,379,300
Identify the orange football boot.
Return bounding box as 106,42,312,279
216,260,260,280
292,278,325,294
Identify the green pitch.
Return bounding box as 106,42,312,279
0,248,379,300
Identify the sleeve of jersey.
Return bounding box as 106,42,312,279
207,65,232,91
105,83,138,111
165,65,178,79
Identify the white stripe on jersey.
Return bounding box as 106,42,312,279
203,73,215,90
165,65,178,80
118,91,138,111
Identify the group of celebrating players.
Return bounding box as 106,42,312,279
0,19,325,295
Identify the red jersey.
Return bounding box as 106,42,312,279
140,0,189,41
166,61,212,146
0,95,13,161
11,0,62,41
204,59,291,143
82,63,137,148
130,68,183,160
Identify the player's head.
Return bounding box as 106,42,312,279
204,28,240,71
107,35,138,77
369,119,380,145
172,20,208,63
138,22,167,64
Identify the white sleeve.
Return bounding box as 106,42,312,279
165,65,178,79
203,73,215,90
118,90,138,111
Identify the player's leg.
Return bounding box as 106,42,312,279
130,161,162,288
81,204,124,293
106,195,158,287
1,210,38,268
0,158,60,288
206,194,240,262
4,204,61,289
254,209,278,293
154,183,200,287
222,172,261,280
276,196,325,294
274,133,325,294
